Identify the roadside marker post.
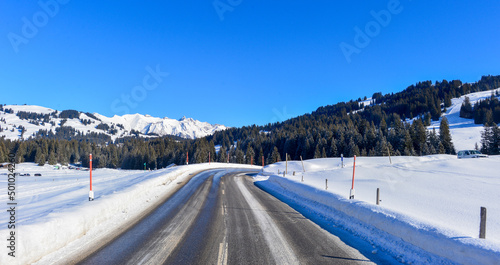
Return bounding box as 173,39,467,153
387,146,392,164
349,155,356,199
480,207,487,239
285,153,288,175
89,154,94,201
341,154,344,168
186,152,189,165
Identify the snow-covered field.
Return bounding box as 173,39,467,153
0,163,259,265
256,155,500,264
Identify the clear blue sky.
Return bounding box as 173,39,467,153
1,1,499,127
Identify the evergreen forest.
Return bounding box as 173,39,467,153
1,75,500,169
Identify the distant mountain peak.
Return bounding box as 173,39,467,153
0,104,227,141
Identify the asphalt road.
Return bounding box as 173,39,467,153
78,169,376,265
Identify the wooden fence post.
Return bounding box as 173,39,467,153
480,207,487,239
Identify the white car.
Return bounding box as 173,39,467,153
457,150,488,159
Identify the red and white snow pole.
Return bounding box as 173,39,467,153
89,154,94,201
349,155,356,199
262,155,264,167
186,152,189,165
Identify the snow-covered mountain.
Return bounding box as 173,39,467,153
359,88,500,151
428,87,500,151
0,105,227,140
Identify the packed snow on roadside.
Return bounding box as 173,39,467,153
0,162,259,265
255,155,500,264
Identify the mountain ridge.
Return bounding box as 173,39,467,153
0,105,227,141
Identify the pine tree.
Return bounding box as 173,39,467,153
0,147,5,163
246,144,255,164
403,131,415,155
314,144,321,158
421,142,431,155
147,145,157,169
428,128,439,152
0,142,7,162
218,147,227,163
361,148,367,156
491,124,500,155
15,142,26,164
485,110,494,126
438,142,445,154
424,112,432,126
235,148,244,164
347,138,360,157
375,133,388,156
35,148,46,166
411,119,427,155
379,119,388,136
444,94,452,108
439,117,455,154
481,124,500,155
430,104,441,121
329,137,338,157
108,145,119,168
460,97,473,119
271,146,281,163
258,147,264,165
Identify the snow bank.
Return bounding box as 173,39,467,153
0,163,258,265
255,156,500,264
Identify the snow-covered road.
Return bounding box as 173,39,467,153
79,169,381,264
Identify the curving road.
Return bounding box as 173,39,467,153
77,169,376,264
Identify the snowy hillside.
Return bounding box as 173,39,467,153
356,88,500,152
0,105,227,140
430,87,500,151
